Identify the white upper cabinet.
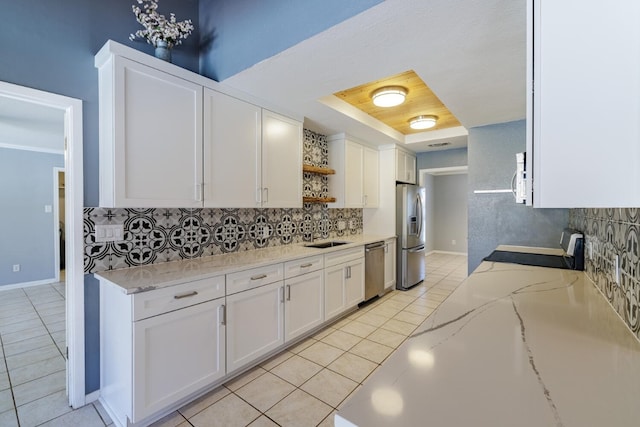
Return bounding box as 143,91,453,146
96,40,303,209
328,135,380,208
97,56,203,208
203,89,261,208
262,110,303,208
396,149,416,184
363,146,380,207
527,0,640,207
204,94,301,208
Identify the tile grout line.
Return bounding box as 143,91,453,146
0,288,26,427
22,286,66,361
213,255,467,427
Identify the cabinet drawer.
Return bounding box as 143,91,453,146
133,275,225,321
284,255,324,278
324,246,365,268
227,263,284,295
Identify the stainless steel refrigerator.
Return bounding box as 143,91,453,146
396,184,426,290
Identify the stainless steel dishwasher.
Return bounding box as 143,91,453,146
364,241,385,301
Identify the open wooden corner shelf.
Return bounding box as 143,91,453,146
303,164,336,175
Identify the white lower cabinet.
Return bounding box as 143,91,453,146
324,247,365,320
133,298,225,421
98,243,376,426
99,275,225,427
345,258,365,308
226,281,285,373
384,238,397,291
284,270,324,342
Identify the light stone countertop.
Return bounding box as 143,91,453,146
335,258,640,426
94,234,394,294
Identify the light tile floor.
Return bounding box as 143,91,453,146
0,253,467,427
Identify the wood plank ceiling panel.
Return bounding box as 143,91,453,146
333,70,461,135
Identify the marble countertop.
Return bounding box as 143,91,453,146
336,259,640,426
95,234,394,294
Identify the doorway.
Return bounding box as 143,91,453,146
419,166,468,255
0,81,84,409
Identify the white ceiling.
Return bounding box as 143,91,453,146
221,0,526,153
0,95,64,152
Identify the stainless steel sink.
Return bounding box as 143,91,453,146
304,241,350,249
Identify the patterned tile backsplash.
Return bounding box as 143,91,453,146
569,208,640,338
84,129,363,274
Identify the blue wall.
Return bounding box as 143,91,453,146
199,0,383,81
1,0,383,396
1,0,200,208
1,0,199,395
417,148,468,170
467,120,569,272
0,148,64,286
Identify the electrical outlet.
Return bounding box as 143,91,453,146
95,224,124,242
12,264,20,272
614,255,620,286
587,241,593,260
262,227,269,238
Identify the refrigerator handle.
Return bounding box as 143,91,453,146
416,194,423,238
407,245,426,253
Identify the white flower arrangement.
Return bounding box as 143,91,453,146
129,0,194,48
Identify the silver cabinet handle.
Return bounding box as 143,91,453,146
280,286,285,303
300,263,313,268
251,274,267,280
220,304,226,325
286,284,291,301
263,187,269,203
256,187,262,204
174,291,198,300
195,184,202,202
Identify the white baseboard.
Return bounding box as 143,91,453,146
429,250,468,256
85,390,100,404
0,278,59,291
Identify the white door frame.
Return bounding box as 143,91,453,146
53,167,65,283
0,81,85,408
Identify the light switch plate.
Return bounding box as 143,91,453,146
95,224,124,242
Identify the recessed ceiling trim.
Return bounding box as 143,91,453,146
318,94,405,142
404,126,468,144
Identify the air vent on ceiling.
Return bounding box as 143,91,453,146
427,142,451,148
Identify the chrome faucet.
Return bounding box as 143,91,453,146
306,231,323,243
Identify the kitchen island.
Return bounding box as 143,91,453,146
336,258,640,426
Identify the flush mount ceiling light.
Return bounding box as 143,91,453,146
409,115,438,130
371,86,407,107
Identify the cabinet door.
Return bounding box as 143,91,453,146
363,146,379,208
132,298,225,421
324,264,346,320
384,239,396,290
105,57,203,207
345,258,365,309
395,149,406,183
530,0,640,207
284,270,324,342
396,150,416,184
262,110,302,208
203,89,261,207
406,153,417,184
226,281,285,373
344,141,364,207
